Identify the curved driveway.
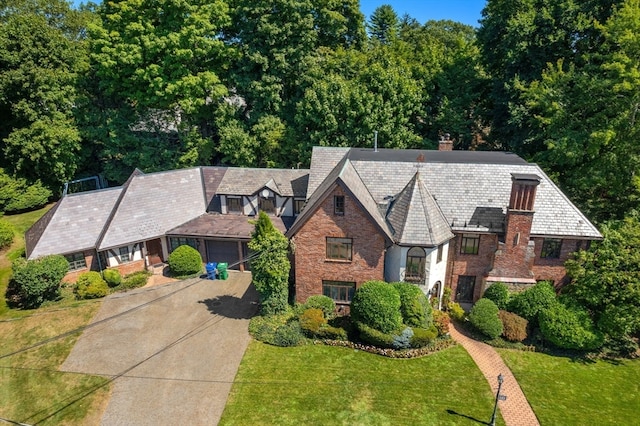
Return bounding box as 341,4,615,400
61,272,258,425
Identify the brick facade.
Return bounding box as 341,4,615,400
62,250,97,283
113,259,146,277
448,233,497,302
293,185,387,306
531,237,584,289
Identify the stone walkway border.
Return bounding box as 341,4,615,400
449,322,540,426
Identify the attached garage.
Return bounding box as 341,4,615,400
205,239,249,271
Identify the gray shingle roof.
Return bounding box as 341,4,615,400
310,147,601,239
98,168,207,250
387,172,454,246
307,146,350,199
27,188,123,259
216,168,309,197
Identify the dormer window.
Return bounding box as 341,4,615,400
334,195,345,215
227,196,242,213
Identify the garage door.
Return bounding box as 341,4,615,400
205,240,241,270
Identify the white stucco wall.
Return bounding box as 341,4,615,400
104,243,143,267
384,241,450,298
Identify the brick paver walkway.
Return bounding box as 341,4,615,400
449,322,540,426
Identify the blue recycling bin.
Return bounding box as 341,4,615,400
206,262,217,280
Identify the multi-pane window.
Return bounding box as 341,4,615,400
460,234,480,255
169,237,198,252
259,197,275,214
326,237,352,261
334,195,345,215
65,252,86,271
541,238,562,259
323,280,355,303
294,198,305,215
405,247,426,282
456,275,476,303
227,196,242,213
119,246,131,263
437,244,444,263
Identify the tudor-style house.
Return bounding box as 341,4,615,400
25,142,601,309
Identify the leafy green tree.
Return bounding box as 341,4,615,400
10,255,69,308
0,168,51,213
367,4,399,44
248,211,290,315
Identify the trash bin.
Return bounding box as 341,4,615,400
206,262,217,280
217,262,228,280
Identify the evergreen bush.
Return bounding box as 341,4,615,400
273,321,304,347
448,302,466,321
11,255,68,308
0,220,14,249
304,295,336,319
392,327,414,349
102,269,122,287
539,302,604,351
316,325,348,341
351,280,402,333
483,282,510,310
355,321,395,348
75,271,108,299
168,245,203,276
410,326,438,348
0,170,51,213
391,282,432,328
508,281,557,327
498,310,528,342
299,308,327,337
469,299,503,339
432,310,451,336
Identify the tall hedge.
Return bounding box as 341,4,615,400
11,255,69,308
468,298,503,339
351,281,402,333
168,245,203,276
391,282,432,328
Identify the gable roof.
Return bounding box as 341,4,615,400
309,147,601,239
387,171,454,246
287,157,393,241
216,168,309,197
26,187,123,259
98,167,207,250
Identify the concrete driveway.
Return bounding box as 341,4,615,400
61,272,258,425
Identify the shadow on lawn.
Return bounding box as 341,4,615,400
446,409,489,425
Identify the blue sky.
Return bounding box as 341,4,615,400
71,0,487,28
360,1,487,27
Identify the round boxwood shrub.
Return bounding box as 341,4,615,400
75,271,109,299
508,281,557,327
168,245,203,276
0,220,14,250
469,299,503,339
11,255,69,308
498,310,528,342
304,295,336,319
539,302,604,351
391,282,433,328
483,282,510,310
351,281,402,333
103,269,122,288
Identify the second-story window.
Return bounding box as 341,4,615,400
334,195,345,215
259,196,275,214
541,239,562,259
227,196,242,213
326,237,352,261
460,234,480,255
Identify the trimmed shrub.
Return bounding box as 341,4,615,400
483,282,510,310
168,245,203,276
499,310,528,342
351,281,402,333
103,269,122,288
249,311,295,344
0,220,14,249
75,271,108,299
410,326,438,348
119,271,149,290
448,302,466,321
391,282,433,328
11,255,69,308
356,321,395,348
469,299,503,339
539,303,603,351
432,310,451,336
0,169,51,213
299,308,327,336
508,281,557,327
273,321,304,347
304,295,336,319
316,325,348,341
392,327,414,349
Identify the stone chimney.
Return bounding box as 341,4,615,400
486,173,541,289
438,133,453,151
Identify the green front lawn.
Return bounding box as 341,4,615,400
499,349,640,425
221,342,505,425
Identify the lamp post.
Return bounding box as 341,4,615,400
490,373,504,426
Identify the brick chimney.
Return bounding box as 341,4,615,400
486,173,541,289
438,133,453,151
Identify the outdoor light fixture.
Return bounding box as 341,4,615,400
261,189,270,198
489,373,505,426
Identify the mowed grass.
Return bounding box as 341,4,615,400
220,342,505,425
499,349,640,425
0,206,111,424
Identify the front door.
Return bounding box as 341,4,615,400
146,238,164,265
